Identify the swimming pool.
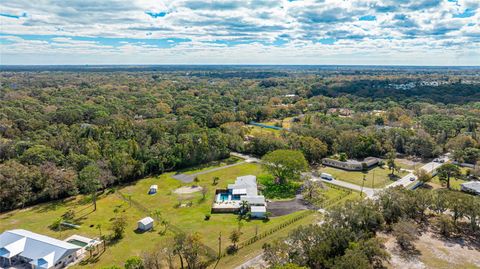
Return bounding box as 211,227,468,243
219,193,230,201
67,239,88,247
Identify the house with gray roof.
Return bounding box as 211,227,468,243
461,181,480,195
212,175,267,218
0,229,81,269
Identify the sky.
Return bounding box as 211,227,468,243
0,0,479,65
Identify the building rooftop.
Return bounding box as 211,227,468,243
461,181,480,192
138,217,154,225
0,229,80,268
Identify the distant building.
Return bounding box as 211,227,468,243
0,229,81,268
137,217,154,231
322,157,379,171
212,175,267,218
461,181,480,195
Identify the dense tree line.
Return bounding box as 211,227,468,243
263,187,480,269
1,69,479,211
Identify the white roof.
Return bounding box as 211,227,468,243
0,229,80,268
250,206,267,213
241,196,266,205
462,181,480,192
138,217,154,225
232,188,247,195
150,185,158,189
228,175,259,196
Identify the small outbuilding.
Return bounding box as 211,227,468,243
137,217,154,231
149,185,158,195
461,181,480,195
250,206,267,219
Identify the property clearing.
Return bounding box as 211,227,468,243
381,232,480,269
318,166,408,189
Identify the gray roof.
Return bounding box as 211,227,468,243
138,217,154,225
461,181,480,192
0,229,80,268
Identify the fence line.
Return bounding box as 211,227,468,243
115,189,218,259
235,210,313,251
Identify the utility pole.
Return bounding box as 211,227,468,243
360,175,366,197
372,170,375,189
218,231,222,259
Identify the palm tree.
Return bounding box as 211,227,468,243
239,201,249,215
95,224,102,238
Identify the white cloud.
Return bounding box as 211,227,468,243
0,0,478,65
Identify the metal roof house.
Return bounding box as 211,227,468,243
461,181,480,195
0,229,81,269
212,175,267,218
322,157,379,171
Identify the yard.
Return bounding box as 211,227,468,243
318,166,408,188
0,160,314,268
427,167,470,190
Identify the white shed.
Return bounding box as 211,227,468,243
149,185,158,194
137,217,154,231
250,206,267,219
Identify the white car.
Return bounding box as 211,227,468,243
320,173,334,181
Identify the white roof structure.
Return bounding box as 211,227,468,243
150,185,158,190
241,196,266,205
250,206,267,213
228,175,259,197
0,229,80,268
461,181,480,194
138,217,154,225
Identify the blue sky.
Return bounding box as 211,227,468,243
0,0,479,65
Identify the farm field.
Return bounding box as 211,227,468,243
318,166,408,189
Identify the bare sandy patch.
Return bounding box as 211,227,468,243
174,186,203,194
380,232,480,269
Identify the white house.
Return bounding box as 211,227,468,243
0,229,81,269
461,181,480,195
137,217,154,231
213,175,267,218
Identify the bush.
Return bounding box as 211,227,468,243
204,214,211,221
258,174,301,199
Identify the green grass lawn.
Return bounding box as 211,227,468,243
177,156,243,175
245,125,282,137
0,161,313,268
319,166,408,188
429,170,469,191
321,182,362,208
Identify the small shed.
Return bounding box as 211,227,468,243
149,185,158,195
137,217,154,231
250,206,267,219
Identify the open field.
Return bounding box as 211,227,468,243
246,125,282,137
318,166,408,189
0,160,316,268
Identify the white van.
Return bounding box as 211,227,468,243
320,173,334,181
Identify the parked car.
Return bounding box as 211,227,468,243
320,173,334,181
410,176,416,181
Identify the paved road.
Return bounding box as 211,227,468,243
387,159,446,189
310,175,378,198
